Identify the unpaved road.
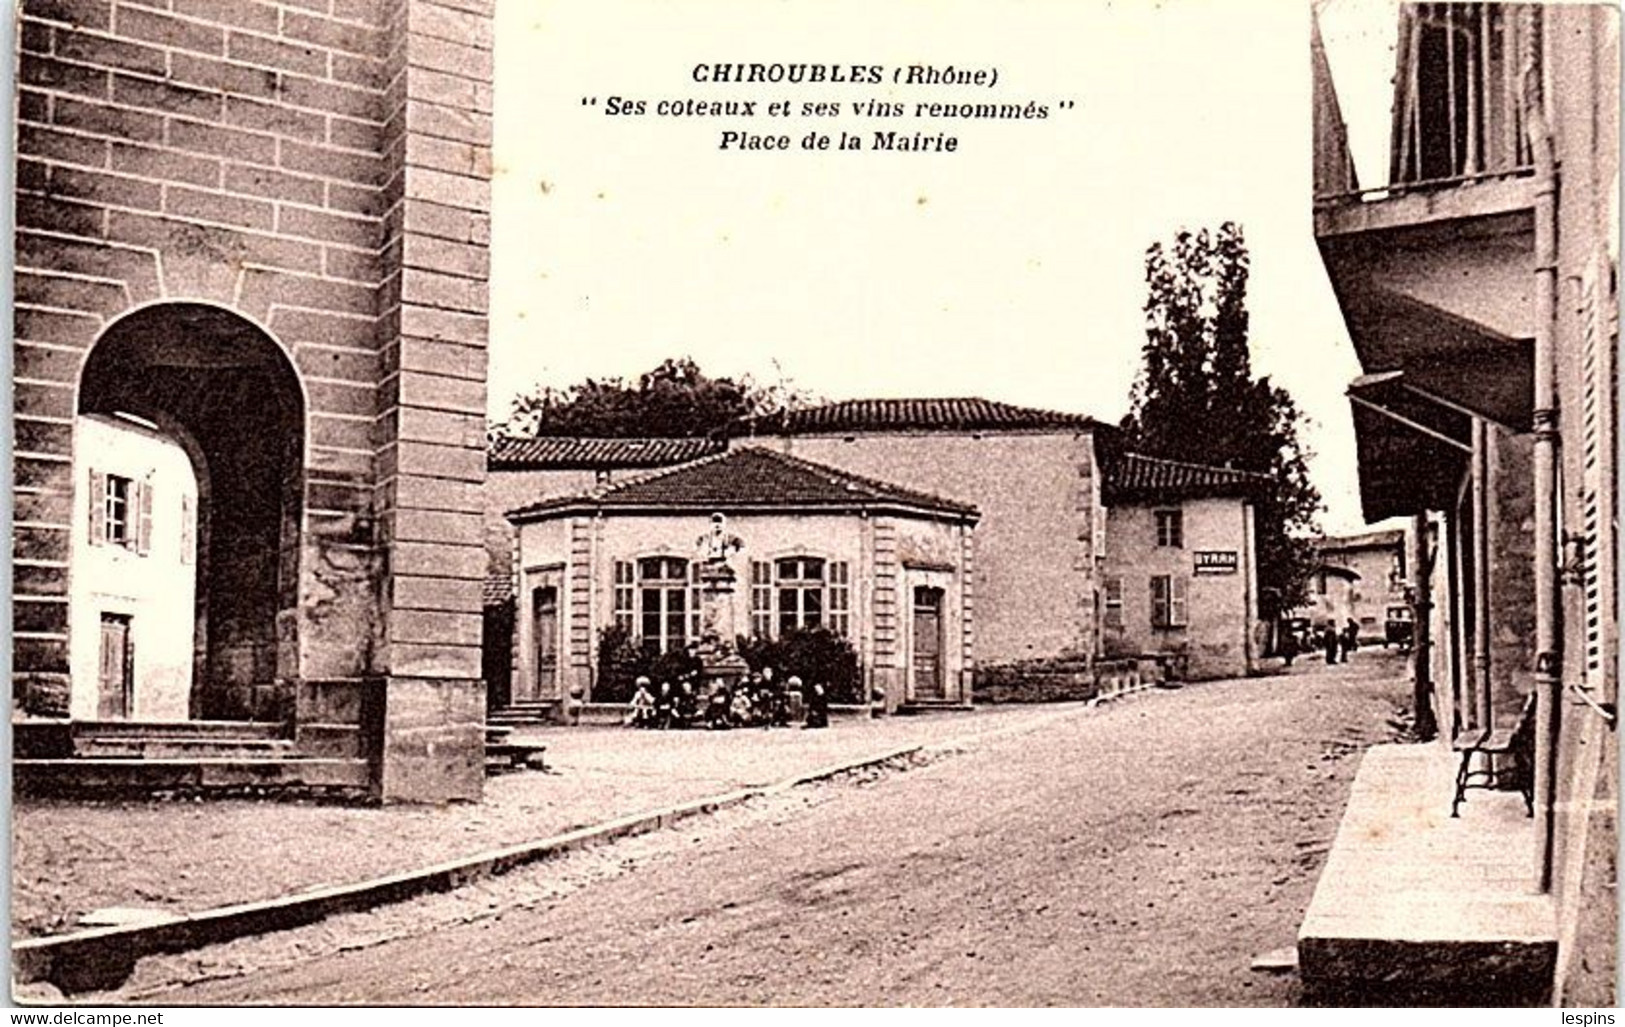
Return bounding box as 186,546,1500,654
106,653,1409,1006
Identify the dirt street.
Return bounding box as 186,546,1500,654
98,652,1410,1006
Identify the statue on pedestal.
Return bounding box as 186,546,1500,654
693,513,749,684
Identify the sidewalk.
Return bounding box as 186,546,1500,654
12,703,1086,943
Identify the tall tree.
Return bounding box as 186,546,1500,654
1121,222,1322,623
494,356,815,439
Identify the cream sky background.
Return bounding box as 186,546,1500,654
488,0,1401,535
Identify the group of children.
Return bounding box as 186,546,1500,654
625,667,831,731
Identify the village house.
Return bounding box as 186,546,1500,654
69,413,199,723
11,0,497,802
1306,2,1616,1002
1294,528,1409,644
487,397,1269,718
506,447,978,713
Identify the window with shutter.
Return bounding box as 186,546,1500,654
1580,250,1618,690
135,475,154,556
89,467,107,545
1102,575,1124,628
613,560,635,633
829,561,850,637
1151,575,1171,628
1170,575,1189,627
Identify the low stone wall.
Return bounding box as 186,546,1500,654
973,659,1098,705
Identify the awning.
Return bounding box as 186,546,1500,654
1347,371,1472,522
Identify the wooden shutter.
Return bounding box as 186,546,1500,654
1103,575,1124,628
1171,576,1189,627
829,560,850,637
688,561,702,640
612,560,634,632
750,560,772,637
1580,250,1618,690
88,468,106,546
135,476,154,555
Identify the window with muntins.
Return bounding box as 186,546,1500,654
1154,509,1183,548
637,556,689,652
1150,575,1188,628
106,474,132,546
777,556,825,634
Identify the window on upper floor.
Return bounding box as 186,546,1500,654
89,470,151,555
1154,509,1183,549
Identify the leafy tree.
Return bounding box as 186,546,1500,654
1121,222,1322,623
494,356,815,439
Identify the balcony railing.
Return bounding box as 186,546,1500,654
1315,2,1537,206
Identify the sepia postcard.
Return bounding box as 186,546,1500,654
6,0,1618,1011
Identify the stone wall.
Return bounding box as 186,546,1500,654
12,0,495,802
746,431,1101,667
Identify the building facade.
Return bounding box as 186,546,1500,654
1296,529,1408,642
69,414,199,722
12,0,497,802
1311,3,1616,1001
507,447,978,712
487,398,1267,715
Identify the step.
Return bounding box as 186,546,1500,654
71,719,288,741
14,758,371,798
75,737,297,760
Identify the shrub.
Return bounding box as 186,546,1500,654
736,628,863,704
594,624,703,703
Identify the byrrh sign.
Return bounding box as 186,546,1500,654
1194,551,1239,575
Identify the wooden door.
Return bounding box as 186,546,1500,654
98,614,133,719
912,587,944,700
526,586,559,702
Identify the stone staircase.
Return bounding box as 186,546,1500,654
487,700,556,727
13,719,370,799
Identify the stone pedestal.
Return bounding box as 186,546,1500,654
697,562,749,686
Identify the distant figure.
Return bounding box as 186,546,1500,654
706,680,732,729
1281,631,1298,667
626,678,656,728
1342,618,1360,659
731,684,755,727
676,678,699,728
655,680,676,730
804,680,829,729
1322,623,1340,665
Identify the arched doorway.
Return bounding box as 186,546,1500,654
76,304,305,723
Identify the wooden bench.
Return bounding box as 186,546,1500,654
1451,692,1535,818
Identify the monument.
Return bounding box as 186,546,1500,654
695,514,751,685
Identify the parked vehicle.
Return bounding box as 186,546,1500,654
1384,606,1414,649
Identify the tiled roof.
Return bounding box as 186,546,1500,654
1313,528,1405,552
483,573,514,607
509,447,978,522
1102,451,1271,502
732,397,1100,436
488,435,725,470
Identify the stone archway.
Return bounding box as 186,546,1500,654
77,303,305,723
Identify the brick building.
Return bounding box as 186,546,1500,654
12,0,496,802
